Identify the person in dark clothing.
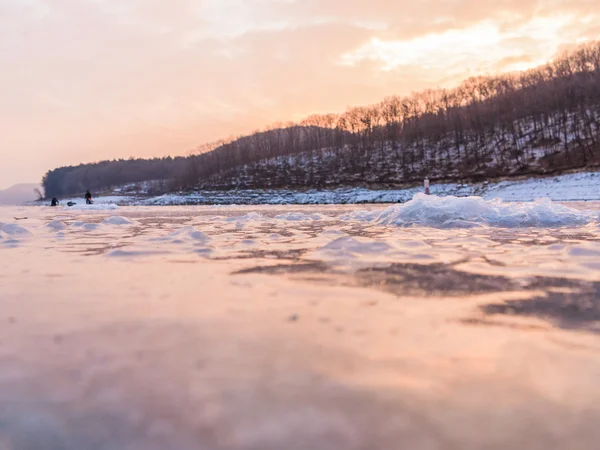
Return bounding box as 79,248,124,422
84,190,93,205
51,197,59,207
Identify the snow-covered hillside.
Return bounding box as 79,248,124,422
130,172,600,206
35,171,599,207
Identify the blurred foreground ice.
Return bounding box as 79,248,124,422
1,196,600,449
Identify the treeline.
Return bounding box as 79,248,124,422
188,40,600,188
42,157,187,198
44,41,600,197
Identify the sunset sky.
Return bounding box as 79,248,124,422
1,0,599,189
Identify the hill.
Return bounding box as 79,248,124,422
0,184,42,205
42,41,600,197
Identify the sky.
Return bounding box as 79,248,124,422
1,0,599,188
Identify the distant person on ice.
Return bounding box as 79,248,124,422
85,190,93,205
424,177,430,195
50,197,59,207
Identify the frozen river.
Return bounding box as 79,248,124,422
1,196,600,449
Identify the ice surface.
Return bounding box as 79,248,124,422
274,212,327,221
320,237,394,255
309,237,397,267
1,202,600,449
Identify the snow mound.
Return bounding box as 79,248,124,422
164,226,211,243
70,221,99,231
102,216,134,226
351,194,594,228
45,220,68,231
0,223,32,236
83,223,100,231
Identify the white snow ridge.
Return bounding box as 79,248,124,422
349,194,596,228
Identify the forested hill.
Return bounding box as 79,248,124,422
43,41,600,197
41,126,339,198
42,157,188,198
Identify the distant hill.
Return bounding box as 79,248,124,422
0,183,42,205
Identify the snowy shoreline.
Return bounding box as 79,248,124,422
42,171,600,207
